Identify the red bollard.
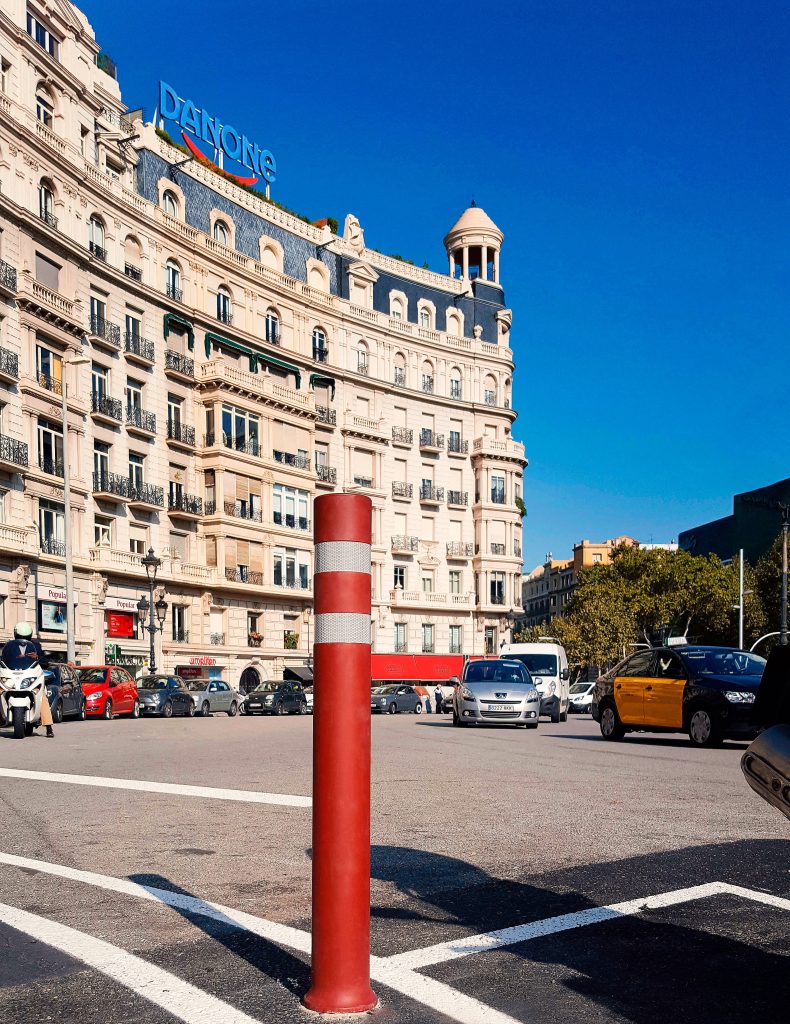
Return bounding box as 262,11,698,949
304,493,377,1013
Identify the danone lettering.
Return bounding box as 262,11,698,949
158,81,276,187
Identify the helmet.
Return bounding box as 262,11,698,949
13,622,33,639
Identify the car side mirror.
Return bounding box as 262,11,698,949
561,669,569,680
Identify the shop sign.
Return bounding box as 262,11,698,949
105,596,140,613
41,586,76,604
106,612,135,639
158,81,276,187
189,655,217,667
176,665,203,679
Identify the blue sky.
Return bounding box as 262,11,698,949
81,0,790,568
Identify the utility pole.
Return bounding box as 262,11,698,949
781,506,789,646
739,549,744,650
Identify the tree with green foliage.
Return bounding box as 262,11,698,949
755,533,789,641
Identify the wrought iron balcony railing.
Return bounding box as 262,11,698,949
392,481,413,498
124,333,155,362
316,464,337,484
393,368,406,387
89,316,121,348
168,492,203,515
0,347,19,379
419,430,444,449
491,543,506,556
316,406,336,425
489,593,506,605
126,406,156,433
446,542,473,557
394,641,408,653
0,259,17,292
37,372,61,394
447,490,468,506
124,263,142,282
210,500,262,522
0,435,28,468
313,347,328,363
91,393,122,421
40,536,66,556
447,436,469,454
38,455,64,477
216,309,233,325
224,569,264,586
204,432,260,457
391,535,419,552
392,426,413,444
164,350,195,377
421,377,434,394
89,241,107,261
419,484,444,502
166,283,183,301
40,209,58,229
167,421,195,446
92,471,129,497
128,482,164,507
172,629,189,643
209,631,226,644
273,450,311,471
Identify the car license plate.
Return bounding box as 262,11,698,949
490,704,514,712
249,702,260,708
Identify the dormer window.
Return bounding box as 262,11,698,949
162,190,178,218
213,220,229,245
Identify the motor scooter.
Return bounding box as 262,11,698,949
0,659,46,739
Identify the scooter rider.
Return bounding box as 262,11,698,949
1,622,54,737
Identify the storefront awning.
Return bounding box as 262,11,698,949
284,665,313,685
309,373,336,399
163,312,195,350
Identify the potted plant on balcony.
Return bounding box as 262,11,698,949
283,631,298,650
248,630,263,647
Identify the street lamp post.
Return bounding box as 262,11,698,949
137,548,167,672
781,506,789,646
61,352,90,664
302,607,312,668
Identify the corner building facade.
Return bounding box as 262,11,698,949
0,0,526,687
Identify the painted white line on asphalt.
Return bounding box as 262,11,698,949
0,901,263,1024
0,767,311,807
387,881,790,969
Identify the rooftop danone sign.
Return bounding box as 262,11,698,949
158,81,276,188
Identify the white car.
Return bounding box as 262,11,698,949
568,681,595,714
500,641,570,722
304,687,314,713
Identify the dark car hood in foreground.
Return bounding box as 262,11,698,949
694,674,762,693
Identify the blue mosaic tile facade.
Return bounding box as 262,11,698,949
136,149,505,344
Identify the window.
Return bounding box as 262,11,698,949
422,373,434,394
247,611,259,638
93,442,109,484
37,419,62,475
129,452,144,489
449,625,462,654
167,394,183,433
393,565,406,589
88,216,105,258
125,312,140,339
422,575,433,593
422,624,434,653
162,190,178,218
593,553,602,563
0,60,10,95
0,487,6,524
357,347,369,374
449,570,462,595
273,548,310,589
94,516,112,546
491,474,506,504
36,345,62,393
38,180,55,225
221,404,259,454
450,376,462,400
273,484,309,530
35,88,53,127
216,286,232,324
165,260,181,300
490,572,506,605
312,328,328,362
91,363,108,399
172,604,187,641
419,308,430,329
35,250,59,288
90,295,106,331
394,623,407,653
27,12,59,57
391,296,404,320
38,499,64,553
125,378,142,413
484,627,496,655
213,220,229,244
129,524,146,556
265,309,280,345
448,429,462,454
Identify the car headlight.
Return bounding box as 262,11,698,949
86,692,101,701
526,689,539,702
460,686,475,701
724,691,756,704
264,696,274,703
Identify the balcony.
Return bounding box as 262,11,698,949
394,641,408,653
393,368,406,388
0,346,19,383
224,568,264,586
274,577,311,592
353,476,374,489
419,430,444,452
392,481,413,500
40,209,58,229
209,632,226,645
89,316,121,350
489,592,506,606
204,432,260,458
422,377,434,394
472,436,527,464
92,471,129,502
446,541,473,559
206,500,262,523
166,283,183,302
313,347,329,363
342,413,388,443
124,333,155,365
419,484,444,505
316,464,337,486
198,359,313,416
88,241,107,262
392,426,413,446
168,492,203,519
357,359,369,376
171,630,189,644
40,536,66,557
128,482,164,509
0,259,17,297
447,490,469,507
273,449,311,471
216,309,233,326
166,421,196,449
390,589,472,609
484,392,496,406
491,543,506,556
447,437,469,456
126,406,157,437
124,263,142,282
391,535,419,554
164,350,195,379
316,405,336,427
35,372,61,395
273,511,310,531
38,455,63,477
91,394,122,424
0,435,28,471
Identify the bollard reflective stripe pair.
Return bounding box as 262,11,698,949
304,494,377,1014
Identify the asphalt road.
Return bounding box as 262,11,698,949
0,710,786,1024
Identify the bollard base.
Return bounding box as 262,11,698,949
303,986,378,1015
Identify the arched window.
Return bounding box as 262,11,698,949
393,352,406,388
38,179,56,227
216,286,232,324
35,86,53,127
449,368,462,401
390,296,404,320
162,190,178,218
421,360,434,395
213,220,229,245
165,259,181,300
312,327,328,363
265,309,280,346
484,374,497,406
504,377,512,410
419,309,431,329
124,235,143,280
446,310,462,337
88,216,105,259
357,341,369,375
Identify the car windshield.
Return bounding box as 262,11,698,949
252,683,277,693
679,648,766,677
77,669,108,685
138,677,169,690
187,681,207,692
569,682,591,694
465,662,530,684
372,686,396,694
509,653,557,676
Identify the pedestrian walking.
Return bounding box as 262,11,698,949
434,683,444,715
424,691,431,714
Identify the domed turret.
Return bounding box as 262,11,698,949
444,201,504,284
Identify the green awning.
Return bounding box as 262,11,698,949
204,332,257,372
163,313,195,350
310,373,336,399
253,353,302,389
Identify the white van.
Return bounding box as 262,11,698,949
499,640,570,722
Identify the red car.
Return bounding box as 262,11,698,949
76,665,140,719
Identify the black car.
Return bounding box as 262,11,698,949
592,645,766,747
243,681,307,715
45,663,86,722
137,674,196,717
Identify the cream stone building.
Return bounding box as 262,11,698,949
0,0,526,687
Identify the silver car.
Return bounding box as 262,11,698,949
186,679,241,717
452,659,539,728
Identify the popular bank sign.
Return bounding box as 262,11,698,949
158,81,276,187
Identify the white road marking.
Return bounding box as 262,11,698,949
0,767,311,807
0,901,263,1024
387,881,790,969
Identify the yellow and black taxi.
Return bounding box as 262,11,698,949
592,645,766,747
